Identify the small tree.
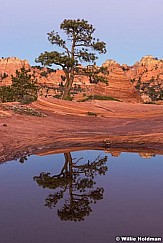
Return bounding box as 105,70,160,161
36,19,108,99
0,86,14,102
11,67,38,104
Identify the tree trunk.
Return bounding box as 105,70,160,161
64,152,73,177
62,72,74,100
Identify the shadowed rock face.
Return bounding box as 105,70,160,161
1,55,163,102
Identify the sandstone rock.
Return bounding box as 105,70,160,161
139,55,159,66
124,55,163,102
110,151,121,157
1,55,163,103
141,94,152,103
139,153,156,158
0,57,30,74
102,59,120,68
101,60,141,102
0,57,30,86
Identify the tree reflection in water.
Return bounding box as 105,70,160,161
33,152,108,221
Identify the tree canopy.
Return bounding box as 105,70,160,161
11,67,38,104
36,19,108,99
33,152,108,221
0,67,38,104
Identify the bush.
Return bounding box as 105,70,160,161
79,95,121,102
40,71,48,77
0,86,15,102
20,95,37,104
0,73,8,80
87,111,97,117
64,95,73,101
0,68,38,104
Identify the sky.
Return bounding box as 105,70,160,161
0,0,163,66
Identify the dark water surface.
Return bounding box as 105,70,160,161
0,150,163,243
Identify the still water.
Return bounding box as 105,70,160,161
0,150,163,243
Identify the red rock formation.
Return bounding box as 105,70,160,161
125,56,163,82
101,59,141,102
124,56,163,102
0,57,30,86
1,55,163,103
0,57,30,74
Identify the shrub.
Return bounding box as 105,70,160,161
0,68,38,104
87,111,97,117
0,73,8,80
79,95,121,102
40,71,48,77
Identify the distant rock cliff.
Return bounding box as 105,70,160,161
124,55,163,102
0,57,30,75
0,57,30,86
0,55,163,103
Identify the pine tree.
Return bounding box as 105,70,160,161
36,19,108,99
11,67,38,104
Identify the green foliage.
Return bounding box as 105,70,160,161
130,78,135,83
0,72,8,80
59,81,64,87
134,77,163,101
20,95,36,104
0,86,15,102
144,101,156,104
61,75,66,81
53,94,62,99
36,18,108,99
0,67,38,104
93,94,120,101
0,103,46,117
11,67,38,103
31,65,42,70
80,94,121,102
40,71,48,77
53,83,84,100
64,95,73,101
147,85,163,101
19,156,28,163
87,111,97,117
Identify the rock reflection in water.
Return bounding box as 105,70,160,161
33,152,108,221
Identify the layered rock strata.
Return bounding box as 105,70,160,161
1,55,163,102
